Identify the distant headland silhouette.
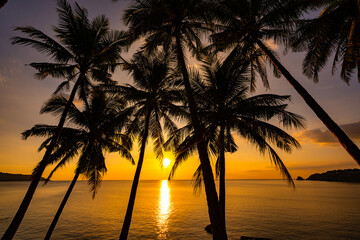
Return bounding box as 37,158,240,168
297,169,360,182
0,172,46,181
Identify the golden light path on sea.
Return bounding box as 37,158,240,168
156,180,171,238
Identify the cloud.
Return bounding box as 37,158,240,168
295,121,360,145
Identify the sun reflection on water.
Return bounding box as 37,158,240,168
156,180,171,239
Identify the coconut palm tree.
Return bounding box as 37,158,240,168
111,52,183,240
210,0,360,166
168,53,304,222
292,0,360,83
123,1,228,238
22,90,134,240
2,1,129,238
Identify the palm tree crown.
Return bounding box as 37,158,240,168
12,0,129,101
292,0,360,83
123,0,211,55
120,52,184,159
169,52,303,192
209,0,360,166
23,91,134,196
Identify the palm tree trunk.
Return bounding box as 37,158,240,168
175,31,227,240
44,171,80,240
1,76,83,240
256,39,360,165
119,110,151,240
219,124,226,221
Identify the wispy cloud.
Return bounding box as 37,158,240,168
295,121,360,145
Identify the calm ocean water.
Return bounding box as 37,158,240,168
0,180,359,240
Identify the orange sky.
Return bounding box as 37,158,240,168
0,0,359,182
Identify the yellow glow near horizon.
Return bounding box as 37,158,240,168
163,158,171,167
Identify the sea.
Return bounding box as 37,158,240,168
0,180,359,240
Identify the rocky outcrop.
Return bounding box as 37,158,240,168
204,224,212,234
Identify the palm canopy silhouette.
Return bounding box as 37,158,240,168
167,53,304,221
292,0,360,83
22,90,134,240
123,1,228,237
111,51,184,240
24,91,134,194
3,1,129,238
209,0,360,166
0,0,7,9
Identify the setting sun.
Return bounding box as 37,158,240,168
163,158,171,167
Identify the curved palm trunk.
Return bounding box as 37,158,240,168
2,76,83,240
175,32,227,240
119,110,151,240
256,39,360,165
219,124,226,221
44,171,80,240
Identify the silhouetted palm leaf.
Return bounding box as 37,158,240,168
209,0,360,166
292,0,360,83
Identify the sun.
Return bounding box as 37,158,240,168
163,158,171,167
